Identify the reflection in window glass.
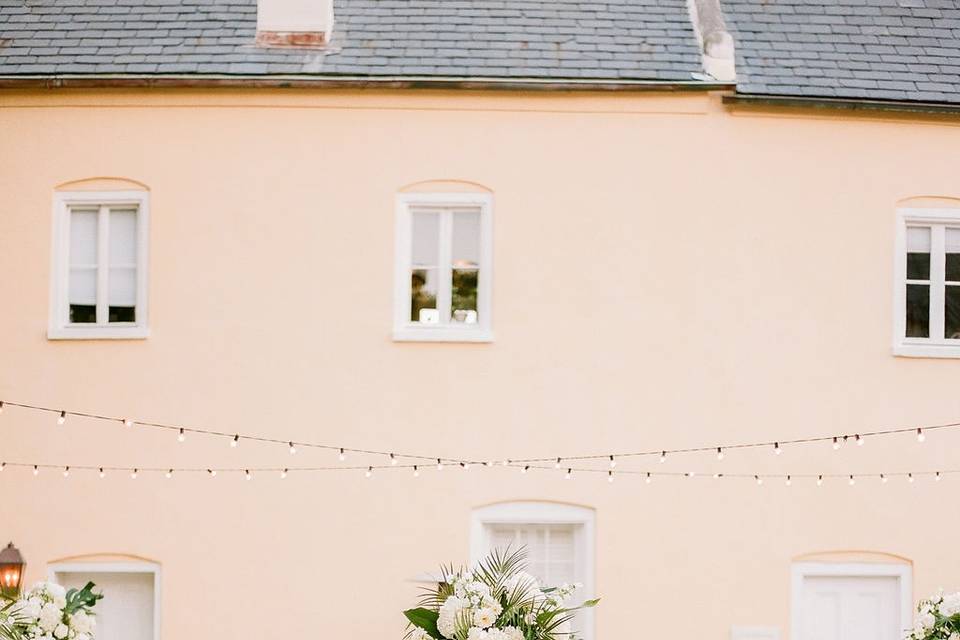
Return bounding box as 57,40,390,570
906,284,930,338
411,269,438,323
947,286,960,340
906,227,931,280
947,228,960,283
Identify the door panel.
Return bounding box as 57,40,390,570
799,575,900,640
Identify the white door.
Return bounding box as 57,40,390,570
797,574,902,640
54,570,156,640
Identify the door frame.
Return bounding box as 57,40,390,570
49,561,161,640
790,562,912,640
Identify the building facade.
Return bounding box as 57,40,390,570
1,1,959,639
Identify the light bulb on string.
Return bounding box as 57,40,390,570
230,435,240,448
554,458,562,469
817,475,824,486
713,472,722,479
208,469,216,478
33,465,39,476
390,453,398,466
785,475,792,486
436,459,443,471
0,462,5,472
609,455,617,469
686,471,696,478
0,401,4,414
848,475,856,486
716,447,724,461
413,466,420,478
462,462,471,471
832,437,841,451
165,469,173,479
774,442,781,455
881,474,888,484
564,468,572,480
177,428,186,443
645,472,652,484
62,466,69,478
755,475,763,486
607,470,615,483
98,468,105,479
123,418,133,428
659,451,667,463
130,469,138,480
365,466,373,479
917,428,925,443
521,466,530,474
288,442,297,455
57,411,66,425
936,471,942,482
339,448,346,461
908,473,915,483
245,469,252,481
280,469,288,479
856,434,864,446
501,460,510,467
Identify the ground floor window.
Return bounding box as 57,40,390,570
791,563,911,640
50,561,160,640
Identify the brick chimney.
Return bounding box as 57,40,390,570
256,0,333,48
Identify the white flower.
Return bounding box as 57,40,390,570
438,596,469,639
38,603,62,632
53,624,69,639
917,610,936,630
409,628,430,640
501,627,524,640
473,607,497,629
466,628,487,640
941,592,960,617
71,611,93,634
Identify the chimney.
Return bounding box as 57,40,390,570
256,0,334,48
687,0,736,82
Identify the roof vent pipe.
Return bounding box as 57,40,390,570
256,0,333,48
687,0,736,81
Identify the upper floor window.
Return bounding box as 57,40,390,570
394,193,492,342
50,191,149,339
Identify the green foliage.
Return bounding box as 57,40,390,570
403,608,442,639
64,583,102,617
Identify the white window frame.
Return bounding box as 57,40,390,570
48,560,161,640
470,502,595,640
790,562,912,640
49,190,150,340
893,207,960,357
393,192,493,342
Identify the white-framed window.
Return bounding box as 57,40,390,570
393,193,492,342
790,562,911,640
49,191,149,339
894,208,960,357
471,502,595,640
49,561,161,640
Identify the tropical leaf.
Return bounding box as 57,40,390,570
403,607,442,639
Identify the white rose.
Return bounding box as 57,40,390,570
38,604,62,632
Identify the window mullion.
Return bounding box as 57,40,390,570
96,205,110,324
931,225,946,341
437,210,453,323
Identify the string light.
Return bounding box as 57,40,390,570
130,469,138,479
123,418,133,428
686,471,696,478
713,472,722,479
716,447,724,461
245,469,252,481
339,448,346,461
936,471,942,482
659,451,666,463
280,469,287,479
554,458,562,469
436,459,443,471
607,470,614,483
365,466,373,479
817,475,823,486
33,465,39,476
390,453,398,466
609,455,617,469
62,466,69,477
177,428,186,443
774,442,781,455
522,465,529,474
848,475,856,486
908,473,914,483
917,428,926,443
881,474,888,484
645,472,652,484
57,411,66,425
462,462,471,471
785,475,792,486
208,469,216,478
413,465,419,478
0,401,4,414
856,434,864,446
288,442,297,455
501,460,510,467
98,468,105,478
0,462,4,472
230,435,239,448
564,468,572,480
833,437,841,450
755,475,763,486
166,469,173,479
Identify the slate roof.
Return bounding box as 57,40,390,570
723,0,960,104
0,0,705,81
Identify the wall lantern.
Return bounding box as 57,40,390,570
0,542,25,598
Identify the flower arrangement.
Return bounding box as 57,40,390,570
0,581,101,640
403,547,598,640
908,591,960,640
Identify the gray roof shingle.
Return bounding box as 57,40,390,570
0,0,705,81
722,0,960,104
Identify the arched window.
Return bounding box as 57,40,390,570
470,501,595,639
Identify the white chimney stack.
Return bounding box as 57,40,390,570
257,0,334,48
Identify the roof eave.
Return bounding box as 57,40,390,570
0,73,733,92
724,92,960,116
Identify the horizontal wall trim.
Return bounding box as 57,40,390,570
0,74,733,92
724,92,960,116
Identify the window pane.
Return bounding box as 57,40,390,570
947,228,960,283
68,267,97,307
69,209,98,266
109,208,137,266
411,210,439,267
906,227,931,280
109,306,136,323
411,268,438,323
108,266,137,311
906,284,930,338
69,304,96,324
451,269,478,323
451,210,480,268
947,286,960,340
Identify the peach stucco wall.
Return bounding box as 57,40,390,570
1,88,960,638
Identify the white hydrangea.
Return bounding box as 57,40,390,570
71,610,94,634
941,592,960,617
38,603,62,632
437,596,468,639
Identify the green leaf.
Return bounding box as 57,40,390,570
580,598,601,608
403,608,442,639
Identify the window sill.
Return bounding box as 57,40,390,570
48,326,150,340
893,342,960,359
392,326,493,343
